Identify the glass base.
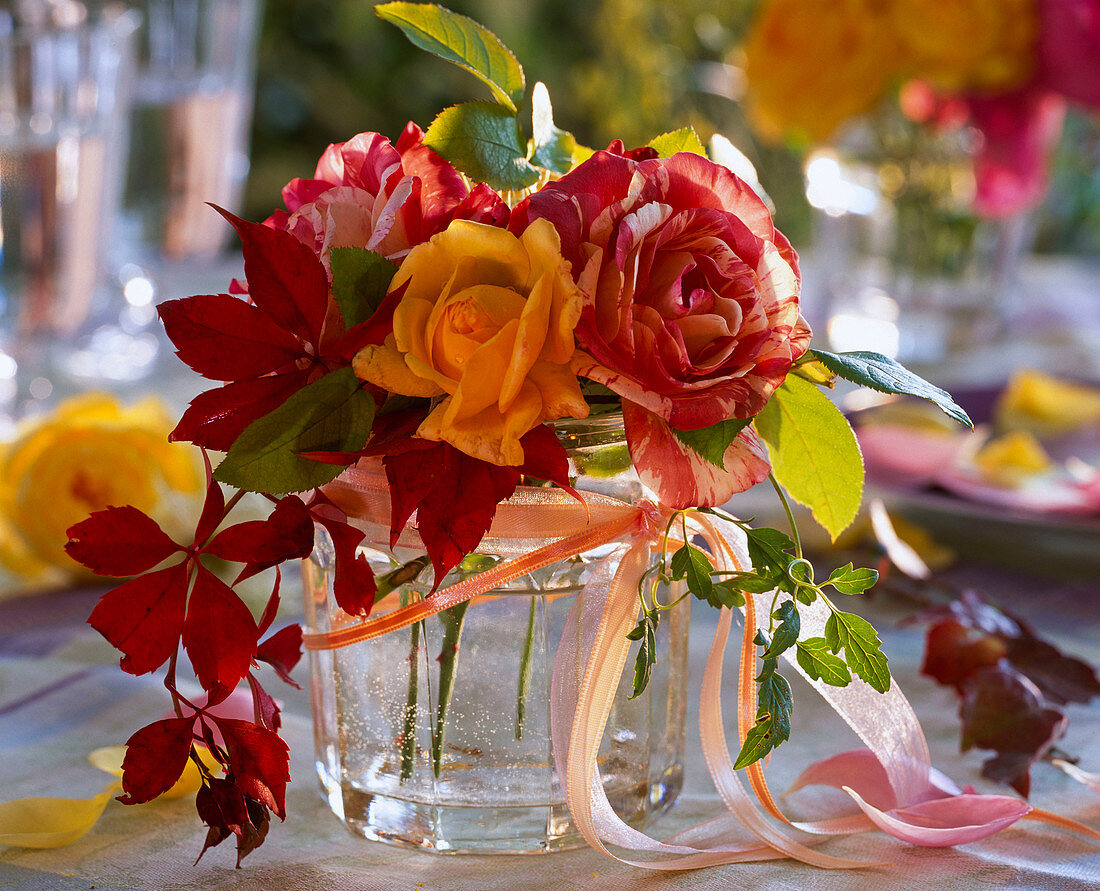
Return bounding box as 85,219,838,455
317,759,683,855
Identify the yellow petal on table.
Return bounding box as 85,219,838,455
995,368,1100,437
974,430,1052,488
0,780,120,849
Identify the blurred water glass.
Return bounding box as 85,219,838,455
0,2,140,411
117,0,261,266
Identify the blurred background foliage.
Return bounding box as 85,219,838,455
246,0,1099,254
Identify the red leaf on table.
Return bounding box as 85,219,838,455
170,371,309,452
214,206,329,346
1004,636,1100,707
256,625,303,688
921,619,1008,691
88,562,190,675
117,716,196,804
158,294,305,381
246,673,282,731
205,495,314,581
183,566,259,694
214,718,291,819
960,664,1067,797
66,505,182,577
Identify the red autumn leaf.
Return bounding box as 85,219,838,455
235,797,271,866
518,423,578,496
329,281,407,362
214,718,291,819
308,492,377,617
256,625,303,688
960,664,1067,797
193,456,227,546
921,619,1008,692
416,447,520,585
117,716,196,804
158,294,305,381
196,776,249,833
182,566,259,694
256,567,282,638
205,495,314,580
66,505,182,577
382,444,453,548
171,371,310,452
88,562,189,675
214,206,329,346
246,673,282,731
1005,635,1100,707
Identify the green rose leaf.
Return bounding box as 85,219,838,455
825,562,880,595
809,349,973,429
825,609,891,693
757,669,792,744
672,418,753,468
733,719,776,770
755,375,864,541
648,126,708,158
795,637,852,686
375,2,525,111
329,247,397,329
529,82,590,174
215,367,375,495
670,542,714,605
425,101,540,191
743,526,795,578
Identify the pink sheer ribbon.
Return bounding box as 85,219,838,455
303,465,1092,867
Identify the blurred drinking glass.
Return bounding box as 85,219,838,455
0,2,139,416
118,0,261,266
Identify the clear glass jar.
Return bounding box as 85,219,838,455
301,414,689,854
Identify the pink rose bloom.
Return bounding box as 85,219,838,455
265,123,508,263
511,150,810,507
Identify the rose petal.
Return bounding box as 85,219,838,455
843,786,1030,847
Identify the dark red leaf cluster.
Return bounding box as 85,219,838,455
66,461,311,863
918,591,1100,796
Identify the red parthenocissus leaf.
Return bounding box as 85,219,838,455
117,716,196,804
308,492,376,617
256,625,303,688
183,566,259,695
65,506,182,577
171,373,310,453
205,495,314,582
246,673,282,731
88,562,190,675
214,718,291,820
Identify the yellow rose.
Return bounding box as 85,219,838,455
0,393,201,582
891,0,1037,92
353,218,588,466
743,0,902,144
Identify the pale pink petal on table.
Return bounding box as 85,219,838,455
843,786,1030,847
1053,759,1100,794
857,425,965,486
788,749,961,812
937,471,1100,517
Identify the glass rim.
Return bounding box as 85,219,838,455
0,6,141,47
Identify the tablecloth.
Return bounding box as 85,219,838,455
1,560,1098,891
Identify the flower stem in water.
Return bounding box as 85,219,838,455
515,597,537,739
399,592,420,783
432,601,470,778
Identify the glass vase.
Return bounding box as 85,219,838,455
806,114,1031,368
301,414,689,854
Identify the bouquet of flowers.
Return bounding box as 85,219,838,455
61,3,1046,868
743,0,1100,216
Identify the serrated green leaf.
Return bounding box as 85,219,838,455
825,610,891,693
757,671,792,743
809,349,972,429
215,368,375,494
628,611,659,699
424,102,540,191
792,359,836,387
671,418,753,468
734,719,776,769
329,247,397,328
528,81,589,174
375,2,525,111
767,601,800,657
718,572,776,594
796,638,852,686
744,526,795,577
648,126,708,158
670,543,714,604
825,562,879,595
755,375,864,541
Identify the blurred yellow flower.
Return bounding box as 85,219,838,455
354,218,588,466
892,0,1037,92
0,393,201,583
743,0,902,144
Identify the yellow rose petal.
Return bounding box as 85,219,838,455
0,781,120,849
353,338,445,398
